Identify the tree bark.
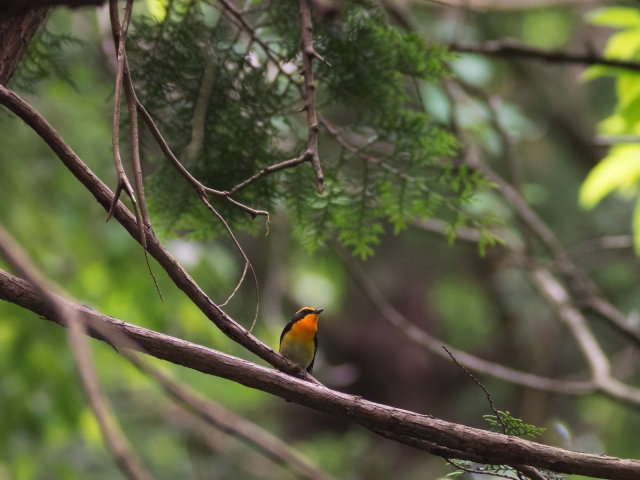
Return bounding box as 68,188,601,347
0,7,48,85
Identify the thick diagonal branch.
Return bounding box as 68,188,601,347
0,83,313,381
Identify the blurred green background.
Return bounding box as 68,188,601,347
2,1,640,479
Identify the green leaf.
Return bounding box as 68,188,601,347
579,145,640,209
587,7,640,28
483,411,546,438
606,31,640,61
632,196,640,254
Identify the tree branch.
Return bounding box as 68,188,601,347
449,40,640,72
2,268,640,478
0,228,154,480
125,352,339,480
336,246,595,395
464,148,640,348
106,0,145,252
0,83,312,381
299,0,324,194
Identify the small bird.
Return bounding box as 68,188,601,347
279,306,324,373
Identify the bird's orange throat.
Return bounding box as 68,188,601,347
287,314,318,340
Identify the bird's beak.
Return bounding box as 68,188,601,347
315,308,324,314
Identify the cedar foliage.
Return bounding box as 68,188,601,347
127,0,498,258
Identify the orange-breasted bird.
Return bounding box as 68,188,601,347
279,307,324,373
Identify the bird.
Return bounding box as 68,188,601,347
279,306,324,373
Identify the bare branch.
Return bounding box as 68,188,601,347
0,228,154,480
0,83,313,381
135,101,268,219
299,0,324,194
335,246,594,395
449,40,640,72
226,154,308,195
3,268,640,479
530,266,640,406
125,352,339,480
465,149,640,348
106,0,143,249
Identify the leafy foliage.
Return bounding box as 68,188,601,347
447,412,554,479
447,460,564,480
483,410,546,438
128,0,495,257
580,6,640,253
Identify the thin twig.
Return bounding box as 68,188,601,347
0,226,154,480
442,346,507,433
226,154,308,195
319,116,412,180
109,0,163,300
214,0,299,83
198,194,260,330
135,101,268,219
450,40,640,72
299,0,325,194
107,0,145,247
335,245,594,395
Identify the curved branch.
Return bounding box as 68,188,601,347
2,267,640,479
0,83,312,382
336,247,595,395
125,352,339,480
466,150,640,348
0,229,154,480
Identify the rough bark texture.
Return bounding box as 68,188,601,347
0,1,102,12
0,7,48,85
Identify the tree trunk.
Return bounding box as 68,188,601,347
0,7,49,85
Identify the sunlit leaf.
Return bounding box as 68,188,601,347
587,7,640,28
579,145,640,208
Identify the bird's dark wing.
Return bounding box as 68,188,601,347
306,333,318,374
279,319,295,346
